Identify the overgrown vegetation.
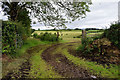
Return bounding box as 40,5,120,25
2,21,17,54
76,37,94,54
14,38,51,57
63,49,119,78
33,32,61,42
2,21,32,55
103,22,120,49
76,29,119,65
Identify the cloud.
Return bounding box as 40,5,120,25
0,1,118,29
64,1,118,29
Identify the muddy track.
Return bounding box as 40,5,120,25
41,42,94,78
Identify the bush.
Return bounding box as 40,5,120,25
2,21,16,54
77,37,94,54
33,33,38,38
103,22,120,49
37,32,60,42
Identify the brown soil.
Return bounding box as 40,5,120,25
41,43,96,78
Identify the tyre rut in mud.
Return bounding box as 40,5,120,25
42,43,94,78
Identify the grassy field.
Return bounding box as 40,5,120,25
33,30,103,42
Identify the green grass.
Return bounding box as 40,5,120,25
62,49,119,78
29,48,62,78
33,30,82,42
13,38,51,57
87,32,103,37
33,30,103,42
3,38,52,77
51,43,119,78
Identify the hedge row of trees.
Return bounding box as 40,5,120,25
2,3,32,54
2,21,32,54
103,22,120,49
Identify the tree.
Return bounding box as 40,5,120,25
2,1,91,27
2,1,92,39
38,28,40,31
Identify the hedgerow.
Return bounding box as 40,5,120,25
2,21,16,54
103,22,120,49
33,32,60,42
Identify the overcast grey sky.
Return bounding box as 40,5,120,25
0,0,119,30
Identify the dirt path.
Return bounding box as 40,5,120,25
2,42,96,79
41,42,94,78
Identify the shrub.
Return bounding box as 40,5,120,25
92,35,102,40
76,44,85,52
103,22,120,49
37,32,60,42
2,21,16,54
40,32,43,35
33,33,38,38
77,37,94,54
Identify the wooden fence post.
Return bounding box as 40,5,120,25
82,29,86,39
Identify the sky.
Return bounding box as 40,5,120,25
0,0,119,30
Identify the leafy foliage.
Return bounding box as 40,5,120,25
33,32,60,42
77,35,103,54
77,37,93,54
103,22,120,49
2,21,31,54
2,2,91,28
2,21,16,54
33,33,38,38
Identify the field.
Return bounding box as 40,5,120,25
33,30,103,42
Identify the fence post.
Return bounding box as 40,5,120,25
82,29,86,39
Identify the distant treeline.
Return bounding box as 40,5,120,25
85,28,103,31
33,28,104,31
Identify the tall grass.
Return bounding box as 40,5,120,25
12,38,51,57
62,49,119,78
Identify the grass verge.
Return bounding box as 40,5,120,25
12,38,52,57
29,46,62,78
62,49,119,78
2,38,52,77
